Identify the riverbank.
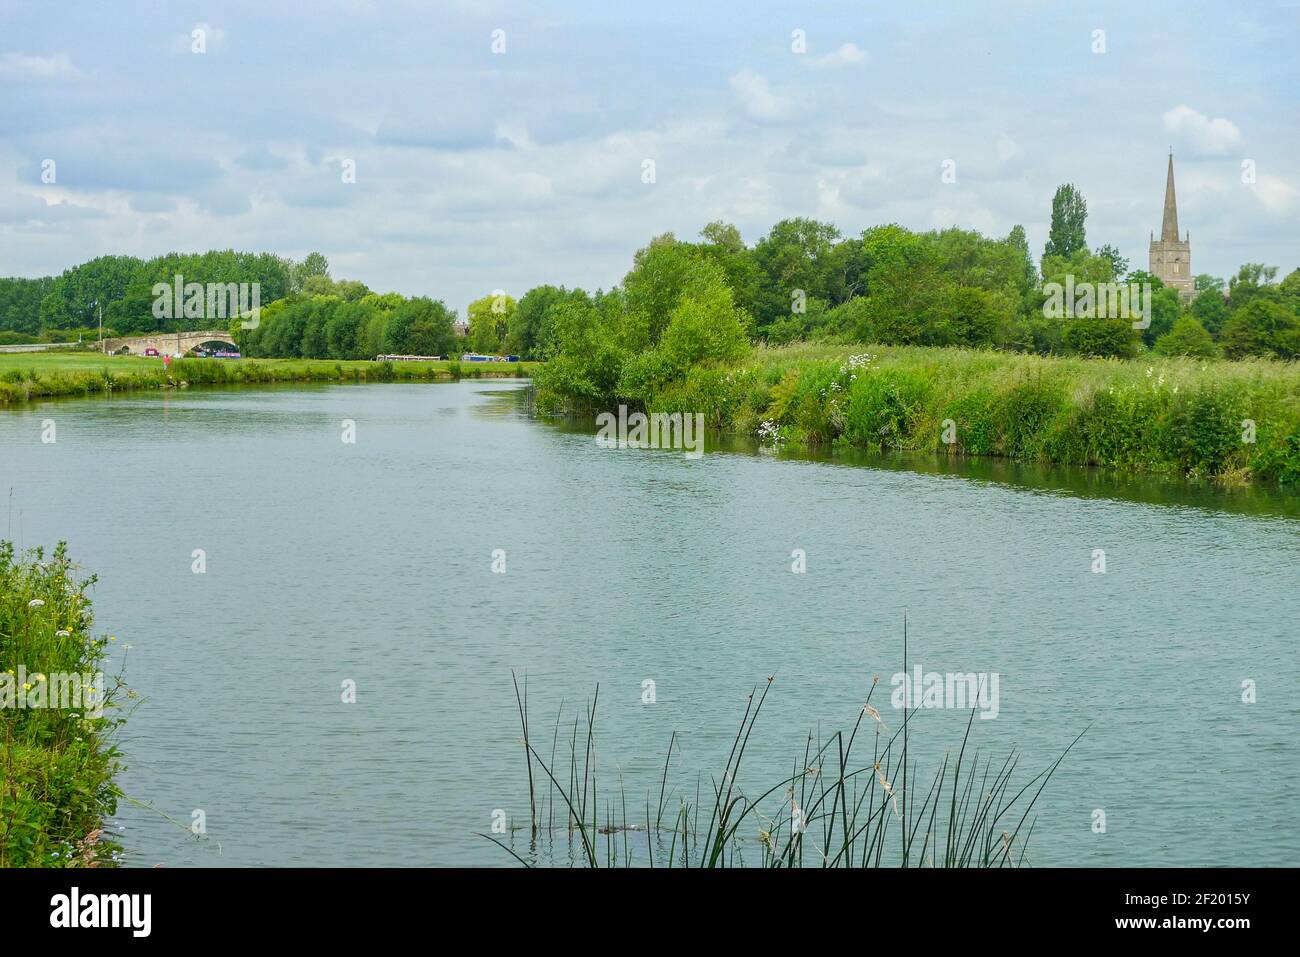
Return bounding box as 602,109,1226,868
539,343,1300,485
0,543,124,867
0,352,537,405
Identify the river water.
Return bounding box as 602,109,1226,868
1,380,1296,866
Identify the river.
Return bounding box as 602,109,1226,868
1,380,1296,866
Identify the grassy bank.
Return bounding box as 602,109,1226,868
0,543,126,867
0,352,538,405
549,343,1300,484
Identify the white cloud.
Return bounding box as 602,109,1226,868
996,136,1021,164
1251,174,1300,214
729,68,793,122
810,43,868,69
0,53,82,78
1162,105,1242,155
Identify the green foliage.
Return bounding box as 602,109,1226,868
1095,243,1129,280
1043,184,1088,260
467,291,517,355
510,285,589,360
0,542,127,867
1190,288,1229,336
239,290,456,360
385,297,457,357
1063,318,1139,358
1154,316,1218,358
1221,299,1300,360
656,267,751,373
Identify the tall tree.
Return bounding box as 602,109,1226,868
1042,184,1088,262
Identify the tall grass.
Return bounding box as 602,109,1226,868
0,542,128,867
489,622,1085,868
637,343,1300,483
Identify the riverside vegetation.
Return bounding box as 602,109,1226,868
0,542,127,867
559,341,1300,484
493,641,1085,868
526,212,1299,485
0,353,534,405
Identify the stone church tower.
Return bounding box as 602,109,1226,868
1149,154,1195,302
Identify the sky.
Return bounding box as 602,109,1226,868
1,0,1298,314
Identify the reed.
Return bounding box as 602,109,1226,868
488,619,1085,868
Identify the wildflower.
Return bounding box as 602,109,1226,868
56,629,71,638
28,598,45,608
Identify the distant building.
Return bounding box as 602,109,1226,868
453,319,470,337
1149,154,1195,303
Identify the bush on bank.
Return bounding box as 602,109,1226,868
0,542,125,867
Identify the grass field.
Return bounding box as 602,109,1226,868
0,351,539,405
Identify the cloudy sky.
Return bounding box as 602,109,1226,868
2,0,1297,313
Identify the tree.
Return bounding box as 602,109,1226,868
534,299,627,405
1220,299,1300,359
855,224,943,344
1195,274,1225,293
1095,244,1129,280
1190,289,1229,337
750,218,842,332
385,298,456,356
467,291,517,354
1154,316,1218,358
699,221,744,252
1227,263,1278,311
292,252,330,292
1043,184,1088,261
510,285,588,360
622,234,699,348
1142,287,1183,349
656,269,751,374
1007,225,1037,295
1063,318,1138,358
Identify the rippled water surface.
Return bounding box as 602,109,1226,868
2,380,1296,866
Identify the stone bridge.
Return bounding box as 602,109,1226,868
100,330,239,356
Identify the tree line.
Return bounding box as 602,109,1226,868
4,187,1297,368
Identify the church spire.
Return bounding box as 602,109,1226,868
1161,153,1180,242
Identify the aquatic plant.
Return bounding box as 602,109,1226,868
488,623,1085,868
